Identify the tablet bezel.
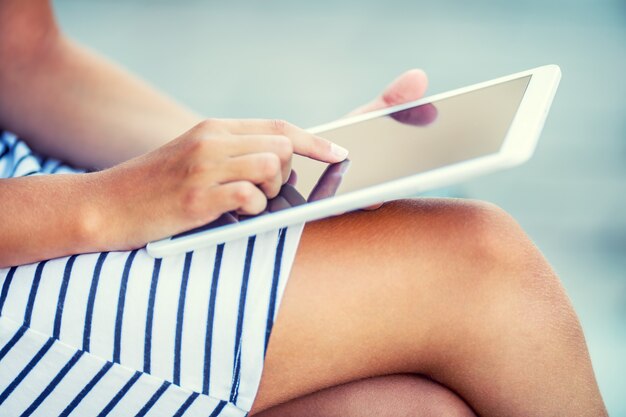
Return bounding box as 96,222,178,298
147,65,561,257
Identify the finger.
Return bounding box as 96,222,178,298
348,69,429,116
226,134,293,182
214,118,349,163
220,153,283,199
208,181,268,216
389,103,438,126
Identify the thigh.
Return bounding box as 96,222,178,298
252,199,498,412
256,374,476,417
251,198,573,415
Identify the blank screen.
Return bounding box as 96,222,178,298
295,75,531,199
173,75,530,238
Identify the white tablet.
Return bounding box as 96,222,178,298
147,64,561,257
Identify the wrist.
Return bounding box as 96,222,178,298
74,170,126,253
71,172,105,252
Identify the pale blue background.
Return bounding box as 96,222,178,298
54,1,626,414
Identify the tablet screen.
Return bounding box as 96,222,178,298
174,75,530,238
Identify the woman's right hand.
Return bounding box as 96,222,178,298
92,118,349,251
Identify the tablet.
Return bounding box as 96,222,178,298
147,65,561,257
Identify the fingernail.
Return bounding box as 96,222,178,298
330,143,349,160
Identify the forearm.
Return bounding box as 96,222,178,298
0,174,107,267
0,2,201,169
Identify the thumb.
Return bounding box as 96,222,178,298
349,69,429,116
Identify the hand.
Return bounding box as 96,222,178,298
347,69,434,210
93,118,349,250
267,70,436,212
348,69,431,117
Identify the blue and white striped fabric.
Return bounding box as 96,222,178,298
0,131,304,416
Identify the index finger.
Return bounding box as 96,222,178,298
215,118,349,163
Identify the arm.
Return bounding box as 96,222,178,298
0,0,201,169
0,1,345,268
0,1,427,268
0,174,102,268
0,119,347,267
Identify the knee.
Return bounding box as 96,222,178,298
390,198,537,265
387,198,558,288
440,199,567,309
393,199,582,354
382,198,575,334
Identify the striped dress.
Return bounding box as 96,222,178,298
0,131,304,417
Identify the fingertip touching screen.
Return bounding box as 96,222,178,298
173,75,531,239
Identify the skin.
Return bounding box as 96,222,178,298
253,199,606,416
0,1,608,415
257,375,476,417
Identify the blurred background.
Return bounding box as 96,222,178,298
53,0,626,414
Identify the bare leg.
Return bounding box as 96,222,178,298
256,374,476,417
251,199,607,416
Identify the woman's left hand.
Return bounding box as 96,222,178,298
347,69,431,210
348,69,430,117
